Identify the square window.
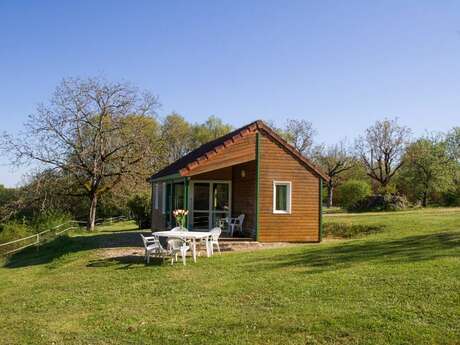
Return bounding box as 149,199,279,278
273,181,292,214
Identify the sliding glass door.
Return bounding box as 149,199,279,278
192,183,210,229
191,181,231,230
165,182,186,228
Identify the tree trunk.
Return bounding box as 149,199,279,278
379,179,389,193
327,183,334,208
422,190,428,207
87,194,98,231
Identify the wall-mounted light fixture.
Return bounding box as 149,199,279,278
241,169,246,178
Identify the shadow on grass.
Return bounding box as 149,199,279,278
86,255,169,269
5,226,460,273
3,229,150,269
250,231,460,274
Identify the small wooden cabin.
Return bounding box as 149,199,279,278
148,120,328,242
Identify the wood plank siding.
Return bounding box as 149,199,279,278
258,134,320,242
232,161,256,236
184,132,256,177
190,167,232,180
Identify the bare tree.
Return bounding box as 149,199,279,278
356,118,411,190
283,119,316,156
1,77,159,230
313,140,354,207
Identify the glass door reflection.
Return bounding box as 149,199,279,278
191,181,231,230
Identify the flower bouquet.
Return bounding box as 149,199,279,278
172,209,189,230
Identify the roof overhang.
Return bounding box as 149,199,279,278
148,120,330,183
179,125,257,176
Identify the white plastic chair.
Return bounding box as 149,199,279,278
228,214,245,237
140,234,162,264
209,227,222,255
167,237,190,265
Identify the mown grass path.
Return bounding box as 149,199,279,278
1,209,459,345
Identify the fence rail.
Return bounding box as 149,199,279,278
0,216,128,257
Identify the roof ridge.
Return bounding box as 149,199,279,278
149,119,329,181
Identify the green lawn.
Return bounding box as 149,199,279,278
1,208,459,345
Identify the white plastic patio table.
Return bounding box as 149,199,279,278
152,230,212,263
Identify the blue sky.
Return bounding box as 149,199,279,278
1,0,459,186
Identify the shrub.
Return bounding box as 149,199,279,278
350,194,409,212
30,210,73,233
324,222,385,239
338,180,372,210
0,221,33,244
0,211,75,254
127,193,151,229
441,188,460,206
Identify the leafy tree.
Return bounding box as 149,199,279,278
159,114,232,164
356,118,411,191
160,113,193,164
191,116,233,147
1,77,159,230
338,180,372,210
127,193,151,229
399,136,455,206
332,160,370,207
444,127,460,205
313,140,354,207
112,115,163,195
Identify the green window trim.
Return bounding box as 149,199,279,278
273,181,292,214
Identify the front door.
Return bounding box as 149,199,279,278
191,181,231,230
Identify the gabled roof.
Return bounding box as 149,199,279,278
149,120,329,182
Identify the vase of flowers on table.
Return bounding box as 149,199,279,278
173,209,189,230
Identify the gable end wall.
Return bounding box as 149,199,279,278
258,134,320,242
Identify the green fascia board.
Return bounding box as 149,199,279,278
149,173,182,183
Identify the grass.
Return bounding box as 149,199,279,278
322,206,345,214
0,208,459,345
